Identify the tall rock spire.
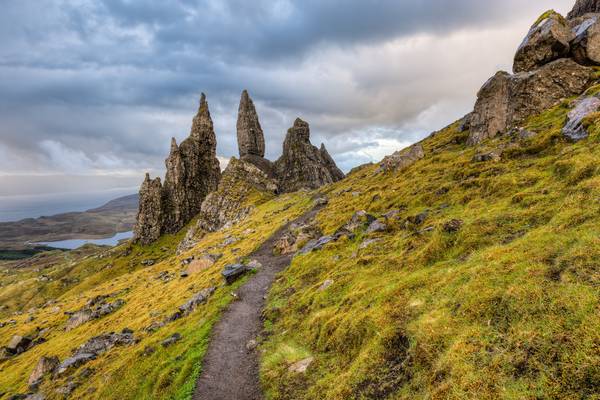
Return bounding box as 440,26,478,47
133,93,221,244
236,90,265,158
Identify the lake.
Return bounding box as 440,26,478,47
35,231,134,250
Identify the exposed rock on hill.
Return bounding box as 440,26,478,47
196,157,278,232
134,94,221,244
274,118,345,192
514,11,574,73
468,59,594,145
568,0,600,18
563,96,600,140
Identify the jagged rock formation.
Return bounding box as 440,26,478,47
513,11,574,73
274,118,345,192
137,91,344,244
134,174,163,244
568,0,600,18
133,94,221,244
466,4,600,146
196,157,278,232
237,90,265,158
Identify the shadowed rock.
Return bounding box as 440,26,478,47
274,118,345,192
513,11,574,73
568,0,600,19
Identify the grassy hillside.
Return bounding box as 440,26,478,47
0,192,312,399
2,93,600,399
260,99,600,399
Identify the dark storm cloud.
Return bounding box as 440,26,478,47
0,0,575,195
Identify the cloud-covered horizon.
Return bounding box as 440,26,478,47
0,0,575,197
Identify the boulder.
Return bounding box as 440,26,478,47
571,14,600,65
513,11,574,73
56,353,96,376
299,235,335,254
468,59,595,145
288,357,314,373
222,264,249,284
6,335,32,355
161,333,182,347
366,220,387,233
274,118,345,192
568,0,600,19
178,287,216,315
563,96,600,140
65,310,93,331
28,356,59,389
378,144,425,173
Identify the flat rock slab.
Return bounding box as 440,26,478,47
193,204,323,400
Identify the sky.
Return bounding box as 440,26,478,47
0,0,575,202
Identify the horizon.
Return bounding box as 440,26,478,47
0,0,574,220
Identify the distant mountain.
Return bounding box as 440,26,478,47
0,194,139,251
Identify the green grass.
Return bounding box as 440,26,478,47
0,192,313,399
259,105,600,399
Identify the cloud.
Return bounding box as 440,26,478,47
0,0,576,198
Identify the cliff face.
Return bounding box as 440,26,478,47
274,118,345,193
133,95,221,245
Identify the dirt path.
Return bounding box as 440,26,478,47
193,205,322,400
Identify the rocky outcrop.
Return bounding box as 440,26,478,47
134,94,221,244
28,356,59,389
379,143,425,173
274,118,345,192
563,96,600,140
568,0,600,19
196,157,278,233
237,90,265,158
514,11,574,73
467,59,595,145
